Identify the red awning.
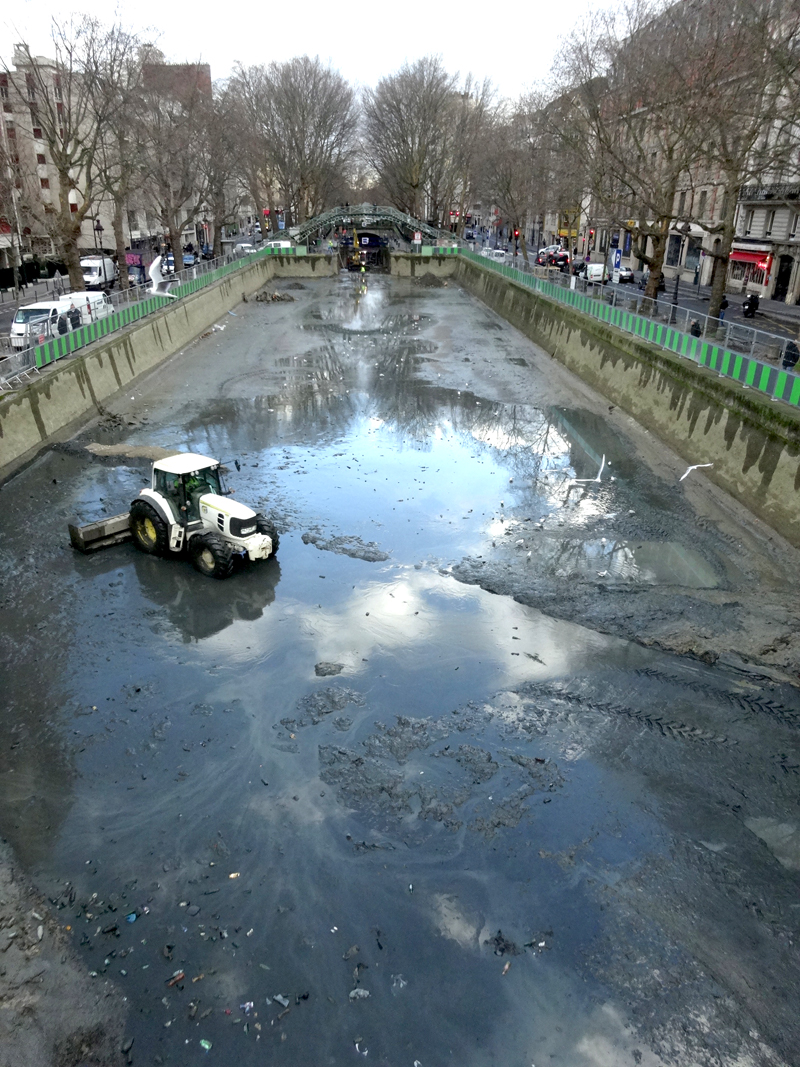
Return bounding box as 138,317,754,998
730,250,771,264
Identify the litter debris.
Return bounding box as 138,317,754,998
484,930,519,956
349,988,370,1001
240,1001,253,1014
200,1039,212,1051
679,462,713,482
273,994,290,1008
228,872,240,879
502,961,511,975
167,971,185,987
391,974,407,994
343,945,359,960
125,913,137,924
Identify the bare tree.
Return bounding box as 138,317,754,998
199,82,243,256
5,21,124,290
678,0,800,316
553,0,704,298
259,57,357,224
228,64,279,237
136,61,211,261
93,36,157,289
362,56,458,220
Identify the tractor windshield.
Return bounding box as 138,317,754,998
183,466,223,521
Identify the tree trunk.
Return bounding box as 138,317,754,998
266,186,278,235
707,180,737,319
168,221,182,272
112,199,128,290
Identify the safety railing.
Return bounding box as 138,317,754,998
459,249,800,409
0,244,307,391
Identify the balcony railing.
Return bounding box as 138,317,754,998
738,184,800,202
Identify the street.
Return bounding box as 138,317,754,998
1,271,799,1066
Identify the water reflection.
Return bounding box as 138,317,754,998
131,551,281,642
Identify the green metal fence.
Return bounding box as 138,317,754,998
30,244,301,371
459,249,800,408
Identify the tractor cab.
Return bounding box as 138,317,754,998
152,454,225,523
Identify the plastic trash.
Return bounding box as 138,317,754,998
273,994,290,1008
349,988,370,1000
125,913,137,923
200,1039,212,1051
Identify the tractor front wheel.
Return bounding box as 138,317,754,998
189,532,234,579
130,499,169,556
255,514,279,554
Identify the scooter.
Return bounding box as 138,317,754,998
742,293,760,318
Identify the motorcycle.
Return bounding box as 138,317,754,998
742,293,760,318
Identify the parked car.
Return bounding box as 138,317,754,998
617,265,635,283
234,242,258,255
182,252,196,267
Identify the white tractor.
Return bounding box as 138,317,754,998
128,452,279,579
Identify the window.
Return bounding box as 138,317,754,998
791,213,799,240
36,153,45,164
678,191,686,216
33,127,42,139
2,103,11,114
666,233,682,266
25,73,35,101
40,177,49,189
764,210,775,237
720,192,729,221
5,121,15,139
70,203,78,213
53,76,62,101
0,73,8,99
698,190,707,218
744,209,754,235
57,102,63,117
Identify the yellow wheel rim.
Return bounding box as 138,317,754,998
138,516,156,546
199,548,215,570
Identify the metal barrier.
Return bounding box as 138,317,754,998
460,250,800,409
0,245,297,391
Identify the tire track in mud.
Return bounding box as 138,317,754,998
633,666,800,730
518,679,737,745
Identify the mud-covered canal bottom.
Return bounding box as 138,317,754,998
1,274,799,1066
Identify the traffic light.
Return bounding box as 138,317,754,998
589,229,595,237
514,229,519,238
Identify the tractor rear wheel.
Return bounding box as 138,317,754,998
255,514,279,554
130,499,169,556
189,532,234,579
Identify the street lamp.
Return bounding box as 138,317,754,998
93,219,104,252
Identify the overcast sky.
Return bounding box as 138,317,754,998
2,0,595,101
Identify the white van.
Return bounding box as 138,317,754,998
263,239,293,250
579,263,609,284
9,291,114,349
80,256,118,290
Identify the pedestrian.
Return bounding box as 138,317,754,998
68,302,81,330
719,295,729,322
782,338,800,371
690,319,702,337
57,310,69,335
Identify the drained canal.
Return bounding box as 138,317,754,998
1,273,799,1066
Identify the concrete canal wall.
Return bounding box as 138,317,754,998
454,256,800,548
0,255,338,478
